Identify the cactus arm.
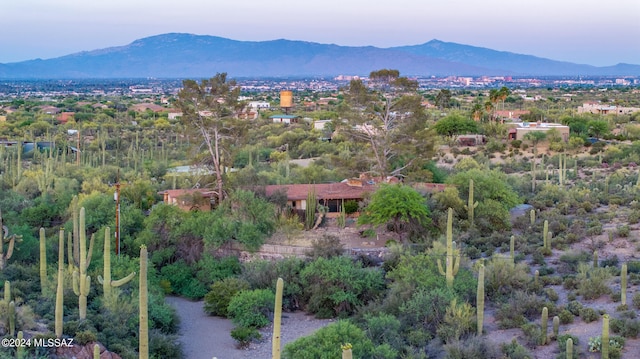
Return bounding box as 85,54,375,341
67,232,74,272
111,272,137,287
4,280,10,304
437,258,446,275
72,270,80,296
85,233,94,270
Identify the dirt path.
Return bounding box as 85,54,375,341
166,296,333,359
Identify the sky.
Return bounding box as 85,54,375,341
1,0,639,66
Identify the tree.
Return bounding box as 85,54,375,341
175,73,245,204
435,89,453,109
588,120,609,139
358,184,431,241
524,131,547,154
434,113,479,137
338,70,434,178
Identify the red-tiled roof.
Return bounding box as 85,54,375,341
264,183,376,201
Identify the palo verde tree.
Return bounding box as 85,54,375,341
175,73,246,204
358,184,431,242
338,69,434,179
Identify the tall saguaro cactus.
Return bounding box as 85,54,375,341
465,179,478,225
305,187,317,230
72,208,93,320
0,210,21,270
97,227,135,304
541,306,549,345
602,314,610,359
543,220,551,250
566,337,573,359
139,245,149,359
341,343,353,359
272,278,284,359
39,228,47,295
621,263,628,306
477,264,485,335
437,208,460,288
55,229,64,338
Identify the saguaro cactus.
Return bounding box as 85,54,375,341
1,210,21,270
4,280,10,304
272,277,284,359
437,208,460,288
17,331,25,359
139,245,149,359
39,228,47,295
543,220,550,250
465,179,478,225
97,227,135,304
602,314,610,359
566,337,573,359
72,208,93,320
341,343,353,359
477,264,485,335
55,229,65,338
553,316,560,339
593,250,599,268
9,300,15,336
621,263,628,306
93,344,100,359
541,306,548,345
305,187,317,230
530,209,536,226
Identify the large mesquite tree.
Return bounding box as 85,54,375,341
175,73,246,204
338,69,435,179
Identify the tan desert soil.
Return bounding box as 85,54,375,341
166,296,332,359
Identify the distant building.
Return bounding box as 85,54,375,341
578,102,640,115
159,188,216,211
270,114,300,124
507,122,570,141
130,103,165,113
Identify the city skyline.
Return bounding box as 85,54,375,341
1,0,639,67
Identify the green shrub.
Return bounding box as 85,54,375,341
566,301,583,316
344,200,359,214
579,307,598,323
520,322,542,348
558,309,574,324
500,339,532,359
444,336,501,359
576,263,612,300
610,317,640,338
633,292,640,309
203,277,250,317
74,330,97,345
230,326,261,348
227,289,275,328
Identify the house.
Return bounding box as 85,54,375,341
494,110,530,121
263,176,448,218
130,103,165,113
506,122,570,141
270,114,300,124
158,188,216,211
577,102,640,115
57,112,75,124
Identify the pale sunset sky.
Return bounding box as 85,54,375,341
1,0,639,66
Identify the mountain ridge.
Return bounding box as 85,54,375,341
0,33,638,78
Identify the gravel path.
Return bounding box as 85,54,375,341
166,296,332,359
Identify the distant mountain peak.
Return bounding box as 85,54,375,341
0,33,638,78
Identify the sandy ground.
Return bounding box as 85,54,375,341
166,296,332,359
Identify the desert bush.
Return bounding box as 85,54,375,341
566,300,583,316
558,309,574,324
443,336,501,359
576,263,612,300
230,326,261,348
610,317,640,338
500,339,532,359
306,234,345,259
484,256,531,302
579,307,599,323
496,291,553,329
227,289,275,328
520,322,542,348
203,277,250,317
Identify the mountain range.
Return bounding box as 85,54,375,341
0,33,638,79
